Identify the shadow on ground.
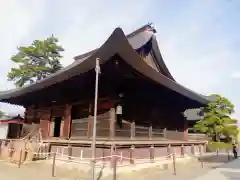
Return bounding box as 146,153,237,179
200,154,234,169
201,154,231,163
216,157,240,169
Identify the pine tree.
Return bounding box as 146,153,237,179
194,94,238,142
8,35,64,87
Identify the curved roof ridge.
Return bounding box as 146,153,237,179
73,24,175,80
73,24,156,60
73,24,154,60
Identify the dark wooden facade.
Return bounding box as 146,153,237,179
23,56,199,141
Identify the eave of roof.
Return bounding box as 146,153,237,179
0,28,210,106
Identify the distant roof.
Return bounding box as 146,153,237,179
0,115,23,124
0,24,211,106
184,108,203,121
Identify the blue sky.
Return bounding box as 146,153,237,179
0,0,240,119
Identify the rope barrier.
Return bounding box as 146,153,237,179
0,143,233,169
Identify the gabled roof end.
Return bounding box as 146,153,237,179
73,23,157,61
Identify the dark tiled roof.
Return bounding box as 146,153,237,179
0,25,210,105
74,24,175,80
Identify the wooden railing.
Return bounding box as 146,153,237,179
188,133,209,140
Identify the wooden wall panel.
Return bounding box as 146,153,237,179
115,120,131,137
71,111,110,138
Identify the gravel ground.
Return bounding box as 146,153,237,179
115,154,231,180
0,154,233,180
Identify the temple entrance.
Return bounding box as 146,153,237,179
53,117,62,137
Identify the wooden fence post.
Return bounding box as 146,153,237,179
68,145,72,160
130,145,134,164
80,149,83,160
52,152,56,177
120,152,123,164
112,154,117,180
172,153,176,175
181,144,184,157
191,145,195,155
47,141,51,159
150,145,154,162
18,148,23,168
204,143,207,153
198,145,201,156
167,144,171,158
0,141,2,158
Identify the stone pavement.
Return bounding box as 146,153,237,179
113,153,230,180
192,158,240,180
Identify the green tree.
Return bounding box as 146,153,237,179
8,35,64,87
194,94,238,142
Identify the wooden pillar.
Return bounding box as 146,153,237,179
40,119,50,138
49,117,54,137
23,110,28,124
33,106,39,124
63,104,72,139
148,124,153,140
109,108,116,139
39,108,51,138
130,121,135,139
87,116,92,138
163,128,167,138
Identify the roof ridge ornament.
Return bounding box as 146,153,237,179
147,22,157,33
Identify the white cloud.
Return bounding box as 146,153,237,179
231,72,240,79
157,1,238,95
0,0,47,115
0,1,47,89
52,0,151,66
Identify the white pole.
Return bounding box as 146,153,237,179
80,149,83,160
91,58,100,180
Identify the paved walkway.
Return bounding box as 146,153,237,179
192,158,240,180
